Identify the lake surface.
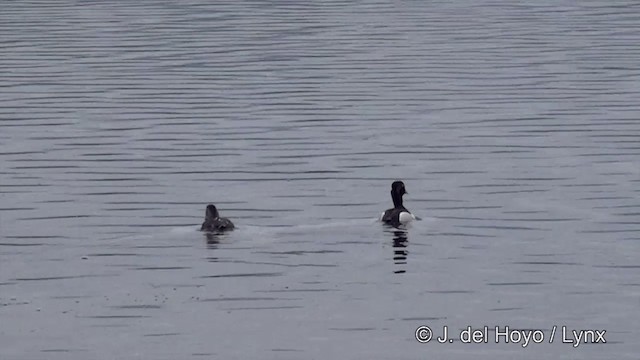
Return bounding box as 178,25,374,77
1,1,639,359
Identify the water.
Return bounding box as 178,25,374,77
1,1,639,359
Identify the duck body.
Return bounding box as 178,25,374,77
201,204,235,232
381,181,415,227
381,207,415,225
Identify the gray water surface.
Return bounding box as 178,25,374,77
1,1,639,359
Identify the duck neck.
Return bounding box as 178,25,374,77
391,191,404,209
206,208,219,221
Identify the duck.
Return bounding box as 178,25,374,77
201,204,235,232
381,181,415,227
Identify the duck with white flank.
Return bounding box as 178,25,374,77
381,181,415,227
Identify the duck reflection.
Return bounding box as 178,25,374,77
384,225,409,274
204,232,221,249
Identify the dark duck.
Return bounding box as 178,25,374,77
380,181,415,227
201,204,235,232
